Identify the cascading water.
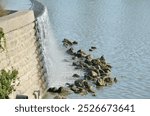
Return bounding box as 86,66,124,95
32,0,79,87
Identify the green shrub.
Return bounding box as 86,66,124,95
0,69,18,99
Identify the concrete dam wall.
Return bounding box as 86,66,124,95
0,1,48,99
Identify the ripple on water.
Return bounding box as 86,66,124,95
40,0,150,98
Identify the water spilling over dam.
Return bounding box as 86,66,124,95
31,0,79,87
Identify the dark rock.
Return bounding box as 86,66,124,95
72,74,80,78
72,62,79,66
54,95,66,99
77,49,82,53
91,46,97,50
76,49,87,58
79,61,89,69
66,47,74,55
84,75,93,80
102,68,111,73
107,64,112,69
92,93,96,96
72,41,78,45
65,83,74,88
47,87,58,93
85,55,93,60
82,80,89,88
96,79,106,86
72,56,78,60
75,66,83,69
99,69,105,74
100,55,105,61
70,85,83,94
84,59,92,66
91,59,100,66
83,80,95,93
47,87,63,93
56,87,63,93
87,87,95,93
89,70,98,77
93,69,100,76
100,55,106,64
114,77,117,83
104,77,112,83
89,49,93,51
62,38,73,47
74,79,84,87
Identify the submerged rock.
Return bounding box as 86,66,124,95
54,95,66,99
74,79,84,87
59,38,117,98
62,38,73,47
72,41,78,45
76,49,87,58
89,70,98,77
91,46,97,50
114,77,117,83
66,47,74,55
89,46,97,51
47,87,58,93
83,80,95,93
62,38,78,47
47,87,69,94
89,49,93,51
103,76,113,83
72,74,80,78
96,78,106,86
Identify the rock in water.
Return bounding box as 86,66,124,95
62,38,73,47
66,47,74,55
89,70,98,77
114,77,117,83
54,95,66,99
72,41,78,45
96,79,106,86
89,49,93,51
91,46,97,50
72,74,80,78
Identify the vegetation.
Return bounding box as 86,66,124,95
0,5,18,99
0,69,18,99
0,27,6,51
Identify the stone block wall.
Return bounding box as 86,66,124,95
0,10,47,99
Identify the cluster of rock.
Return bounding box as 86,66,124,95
47,38,117,98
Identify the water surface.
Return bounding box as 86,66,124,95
39,0,150,99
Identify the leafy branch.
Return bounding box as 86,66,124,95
0,69,18,99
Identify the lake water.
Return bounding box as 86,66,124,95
3,0,150,99
38,0,150,99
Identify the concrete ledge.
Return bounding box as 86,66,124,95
0,10,35,33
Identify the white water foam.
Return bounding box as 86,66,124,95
36,7,80,87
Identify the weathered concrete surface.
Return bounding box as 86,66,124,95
0,10,47,99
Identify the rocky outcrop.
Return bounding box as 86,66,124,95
47,38,117,98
